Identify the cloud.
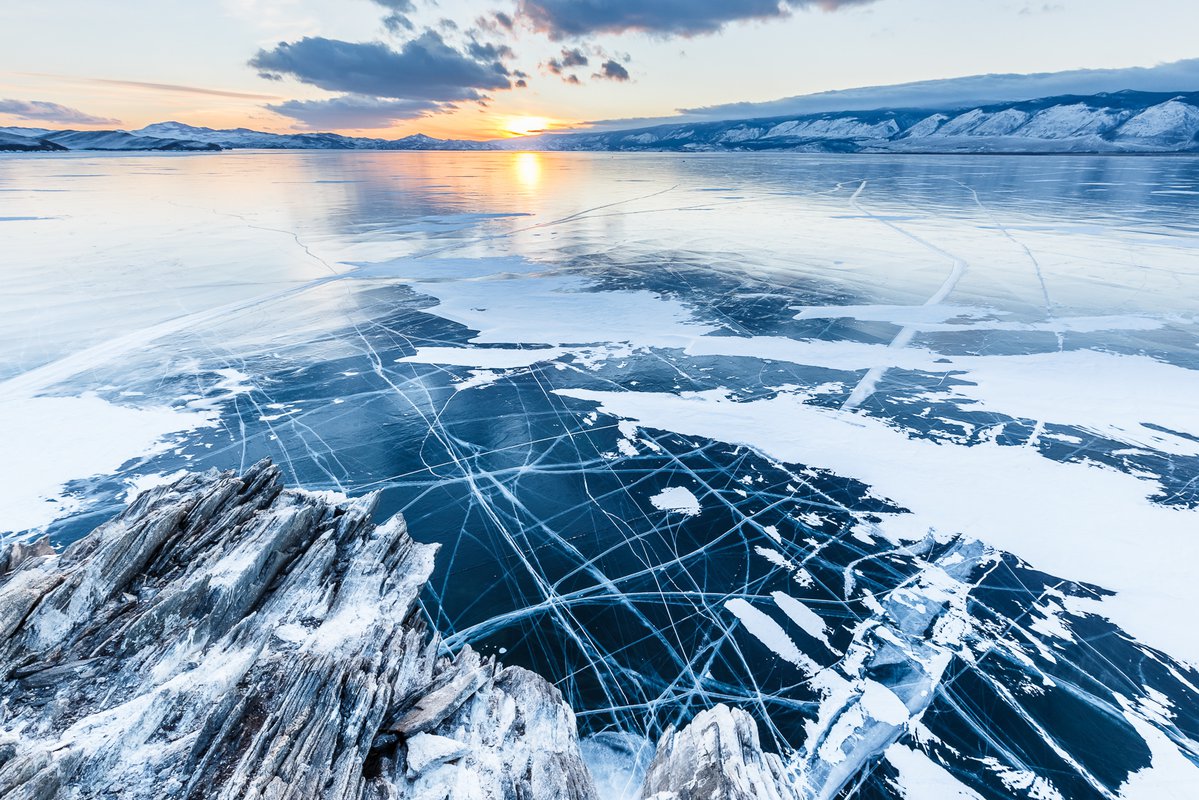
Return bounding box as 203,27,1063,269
249,30,511,102
87,77,280,100
268,94,442,129
468,39,515,61
0,99,119,126
545,47,589,79
517,0,876,39
595,59,630,81
372,0,415,30
382,13,414,31
18,73,280,100
674,58,1199,121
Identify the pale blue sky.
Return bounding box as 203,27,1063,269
0,0,1195,138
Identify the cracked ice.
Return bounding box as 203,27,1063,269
2,150,1199,799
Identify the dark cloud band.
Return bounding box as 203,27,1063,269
518,0,876,39
249,31,511,102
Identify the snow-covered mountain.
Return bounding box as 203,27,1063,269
0,127,220,152
518,91,1199,153
0,131,64,152
3,91,1198,154
132,123,496,151
133,121,371,149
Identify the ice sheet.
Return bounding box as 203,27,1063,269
3,150,1198,799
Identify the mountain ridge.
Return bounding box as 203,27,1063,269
2,90,1197,154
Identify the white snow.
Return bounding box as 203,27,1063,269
902,114,949,138
405,733,470,776
556,387,1199,666
649,486,702,516
859,679,910,726
725,598,817,673
794,304,1163,334
718,127,764,143
795,304,1002,325
764,118,900,140
399,346,568,369
413,276,716,348
1019,104,1128,139
1119,101,1199,142
686,336,1199,457
0,394,219,536
969,109,1030,136
1117,707,1199,799
121,470,189,501
884,744,984,799
772,592,832,648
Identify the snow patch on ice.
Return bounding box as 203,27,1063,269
884,744,984,799
0,394,220,537
556,386,1199,666
725,598,817,673
649,486,701,516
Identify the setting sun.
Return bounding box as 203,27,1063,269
505,116,550,137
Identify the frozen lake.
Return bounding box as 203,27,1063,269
3,150,1199,798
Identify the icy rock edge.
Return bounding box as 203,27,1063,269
0,461,801,800
0,461,594,800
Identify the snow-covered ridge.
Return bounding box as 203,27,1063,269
528,91,1199,153
3,91,1198,154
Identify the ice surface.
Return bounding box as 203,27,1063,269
2,150,1198,798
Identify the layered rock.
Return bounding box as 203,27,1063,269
0,461,594,800
0,461,803,799
640,706,802,800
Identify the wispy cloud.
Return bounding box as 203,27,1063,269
268,94,441,129
372,0,417,32
0,99,119,126
20,73,281,101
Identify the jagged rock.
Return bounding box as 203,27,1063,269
0,462,816,799
639,706,802,800
0,460,596,800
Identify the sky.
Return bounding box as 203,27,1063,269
0,0,1196,140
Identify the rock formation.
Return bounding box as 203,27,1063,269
0,461,801,799
640,706,802,800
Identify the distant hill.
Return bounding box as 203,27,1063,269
511,91,1199,154
0,127,220,152
3,91,1198,154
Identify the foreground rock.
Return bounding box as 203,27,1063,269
0,461,594,799
640,706,802,800
0,462,801,799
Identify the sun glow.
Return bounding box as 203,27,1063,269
512,152,542,187
505,116,550,137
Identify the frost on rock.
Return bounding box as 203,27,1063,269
640,705,802,800
0,460,597,800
